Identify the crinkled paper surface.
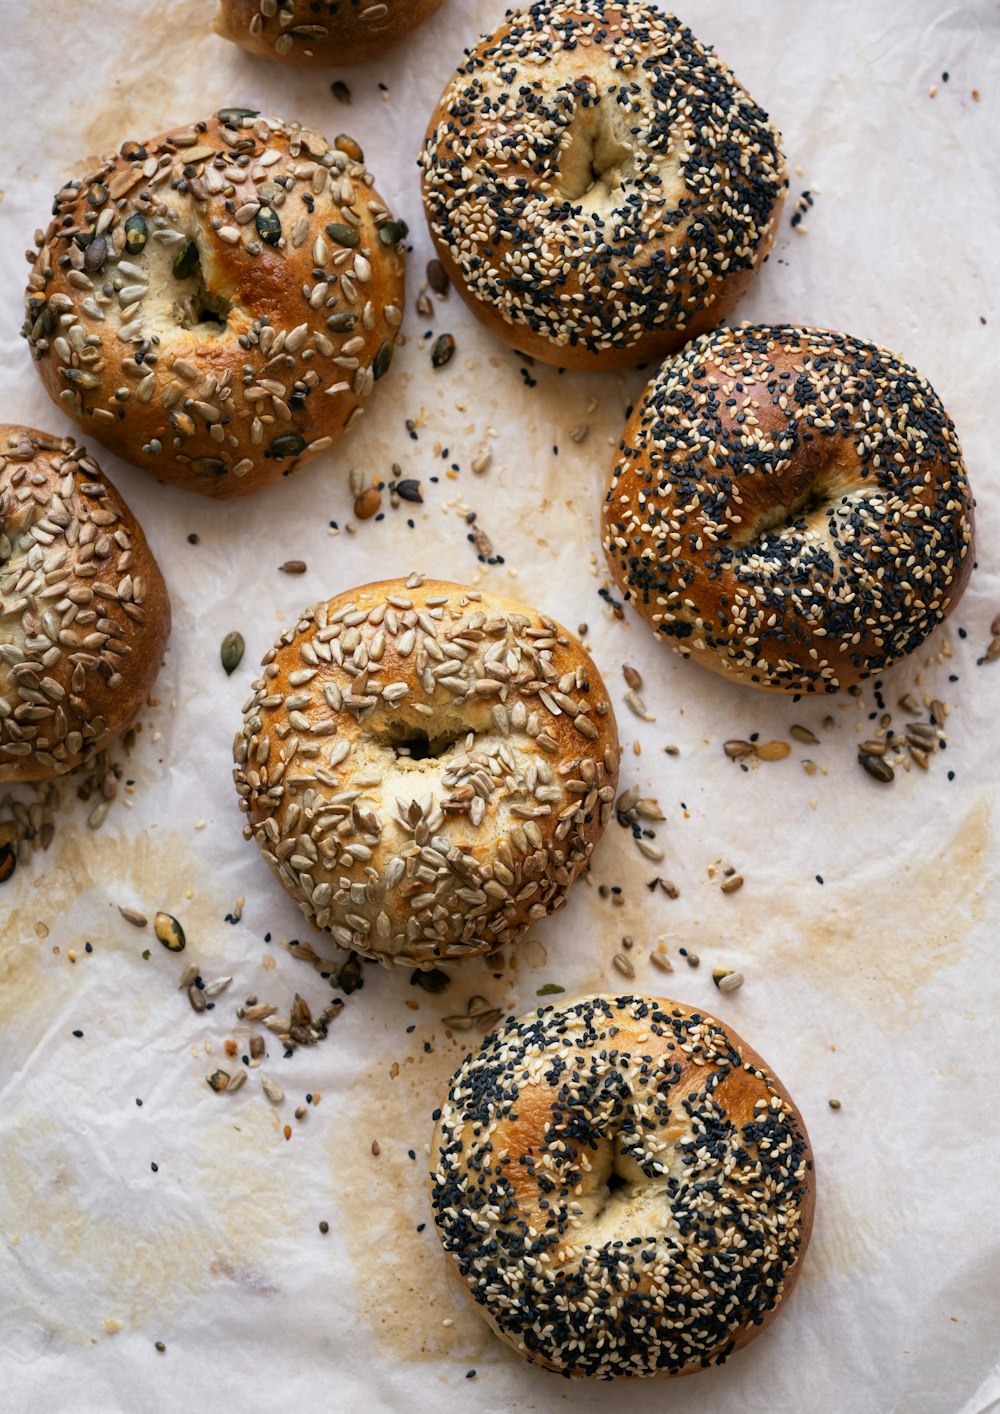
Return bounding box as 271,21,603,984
0,2,998,1411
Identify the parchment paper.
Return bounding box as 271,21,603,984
1,3,998,1411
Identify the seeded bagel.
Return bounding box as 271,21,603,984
420,0,785,370
212,0,444,66
23,111,406,499
233,576,620,965
603,324,976,693
431,993,815,1379
0,426,170,783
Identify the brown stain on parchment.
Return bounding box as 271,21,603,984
754,794,989,1022
326,1033,496,1367
48,0,215,165
0,825,304,1345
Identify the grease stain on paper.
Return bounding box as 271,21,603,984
327,1032,494,1367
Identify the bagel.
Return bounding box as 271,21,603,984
212,0,444,66
603,324,976,693
23,111,406,499
430,993,815,1379
0,426,170,783
233,576,620,965
420,0,785,370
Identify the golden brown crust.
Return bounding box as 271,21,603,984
420,0,785,370
233,576,620,965
0,426,170,783
431,993,815,1378
603,324,976,693
213,0,444,66
23,113,406,499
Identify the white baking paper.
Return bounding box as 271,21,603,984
1,2,998,1411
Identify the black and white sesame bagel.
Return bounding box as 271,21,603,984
604,324,976,693
212,0,444,66
0,426,170,783
23,111,406,499
431,993,815,1379
420,0,785,370
233,576,619,965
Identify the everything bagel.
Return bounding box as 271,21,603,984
603,324,975,692
421,0,785,369
431,993,815,1378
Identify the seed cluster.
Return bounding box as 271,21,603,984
0,426,169,783
233,576,620,965
431,994,813,1378
604,324,975,692
421,0,785,361
23,111,406,498
213,0,443,67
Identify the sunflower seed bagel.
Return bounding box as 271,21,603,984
420,0,785,370
212,0,445,66
23,111,406,499
431,993,815,1379
603,324,976,693
233,576,620,966
0,426,170,783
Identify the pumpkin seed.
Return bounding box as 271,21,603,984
411,968,452,994
724,739,754,759
255,206,281,246
326,222,360,248
327,312,358,332
190,457,228,477
720,874,744,894
270,433,306,459
60,368,100,390
372,340,393,381
154,911,186,951
431,333,456,368
207,1070,230,1092
172,241,199,279
378,220,408,246
217,107,259,124
188,984,206,1013
221,631,245,675
124,213,148,255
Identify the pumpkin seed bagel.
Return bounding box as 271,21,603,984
212,0,445,66
233,576,620,966
23,111,406,499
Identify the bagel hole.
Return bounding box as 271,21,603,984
748,483,835,543
606,1168,629,1196
173,248,233,333
383,723,465,761
559,110,634,203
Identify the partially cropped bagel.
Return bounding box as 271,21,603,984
0,426,170,783
420,0,785,370
213,0,444,66
603,324,976,693
431,994,815,1378
23,111,406,499
233,576,619,965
